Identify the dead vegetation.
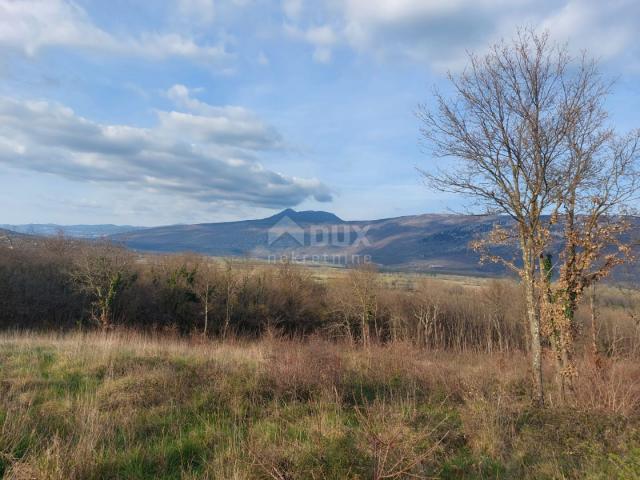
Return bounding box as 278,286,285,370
2,238,639,359
0,331,639,479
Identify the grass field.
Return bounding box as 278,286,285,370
1,331,639,479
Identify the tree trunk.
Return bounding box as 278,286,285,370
223,282,231,339
590,285,599,360
522,249,544,406
361,308,369,348
539,254,570,403
99,307,110,331
203,284,209,336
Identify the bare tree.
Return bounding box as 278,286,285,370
349,264,380,347
191,255,219,336
221,259,238,338
326,264,380,346
71,241,136,330
541,109,639,396
417,29,618,405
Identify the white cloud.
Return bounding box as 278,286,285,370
282,0,303,19
257,51,270,65
339,0,533,69
305,25,337,46
176,0,216,24
313,47,332,63
282,0,640,71
285,23,338,63
165,86,282,149
156,109,284,150
540,0,640,61
0,90,332,209
0,0,228,62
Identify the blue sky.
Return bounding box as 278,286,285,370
0,0,639,225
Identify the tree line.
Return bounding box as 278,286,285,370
0,236,532,348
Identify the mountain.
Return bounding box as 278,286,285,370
7,210,637,278
0,224,147,238
263,208,343,224
111,209,518,275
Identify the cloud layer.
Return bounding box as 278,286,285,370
0,87,332,209
284,0,640,70
0,0,228,61
4,0,637,71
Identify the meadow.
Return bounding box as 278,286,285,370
1,240,640,478
1,330,640,479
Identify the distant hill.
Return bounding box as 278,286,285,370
0,228,38,249
0,228,18,247
264,208,343,224
111,210,640,279
110,209,519,276
5,211,637,279
0,224,147,239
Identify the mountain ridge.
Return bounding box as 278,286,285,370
0,224,148,239
109,209,513,275
4,210,638,279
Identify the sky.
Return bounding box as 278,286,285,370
0,0,639,225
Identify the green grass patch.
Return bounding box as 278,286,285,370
0,336,638,479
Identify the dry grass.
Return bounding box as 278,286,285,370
1,331,639,479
